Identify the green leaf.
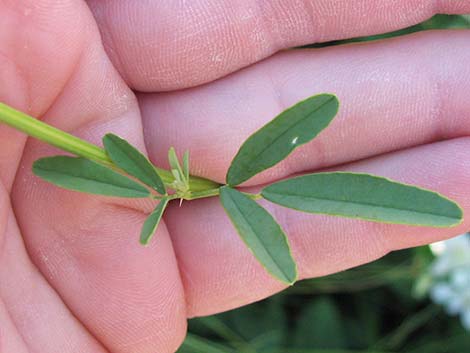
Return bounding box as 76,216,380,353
183,150,190,183
140,198,169,245
261,172,463,227
226,94,339,186
219,186,297,284
33,156,150,198
103,133,166,194
168,147,186,183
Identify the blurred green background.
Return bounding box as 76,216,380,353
178,15,470,353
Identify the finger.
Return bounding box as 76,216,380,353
0,0,87,189
7,2,186,352
140,30,470,186
165,137,470,317
0,185,107,353
0,186,28,353
0,300,29,353
1,1,107,351
85,0,470,91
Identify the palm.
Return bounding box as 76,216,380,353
1,1,469,352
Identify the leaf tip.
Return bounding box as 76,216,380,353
319,93,340,118
284,275,298,286
102,132,119,144
451,210,464,227
274,273,297,286
31,158,42,174
283,262,298,286
168,146,176,156
139,238,150,246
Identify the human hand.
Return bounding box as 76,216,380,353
1,1,470,352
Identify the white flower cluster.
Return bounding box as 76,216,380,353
428,233,470,331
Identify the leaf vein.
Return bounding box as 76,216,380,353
264,192,458,220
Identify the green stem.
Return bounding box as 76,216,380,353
187,188,220,200
0,102,220,192
0,103,112,165
187,189,262,201
247,193,263,200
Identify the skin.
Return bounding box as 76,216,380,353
0,0,470,352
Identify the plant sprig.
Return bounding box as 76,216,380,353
0,94,463,285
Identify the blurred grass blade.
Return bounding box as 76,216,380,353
373,305,439,351
140,198,169,245
178,334,236,353
219,186,297,284
262,172,463,227
293,297,347,349
226,94,339,186
33,156,150,198
103,134,166,194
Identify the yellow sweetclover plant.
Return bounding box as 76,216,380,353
0,94,463,285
